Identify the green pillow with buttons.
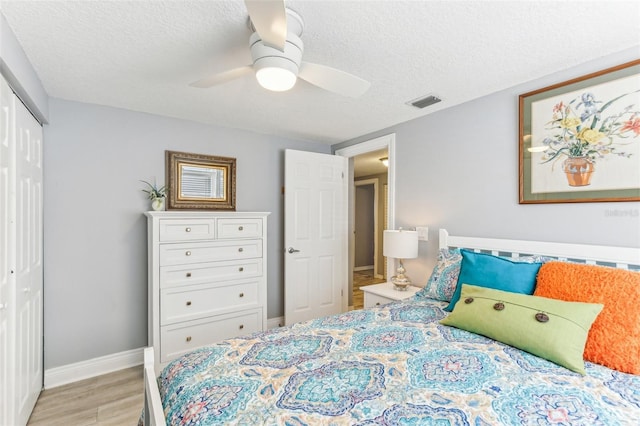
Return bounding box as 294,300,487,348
440,284,603,375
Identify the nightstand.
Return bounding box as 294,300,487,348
361,282,420,308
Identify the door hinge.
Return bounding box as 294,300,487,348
341,289,344,297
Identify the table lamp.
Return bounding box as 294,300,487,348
383,229,419,291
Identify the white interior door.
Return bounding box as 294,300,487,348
0,74,42,426
0,73,16,426
15,99,43,425
284,149,347,325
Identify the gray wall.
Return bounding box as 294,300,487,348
334,47,640,286
43,98,330,368
0,13,48,123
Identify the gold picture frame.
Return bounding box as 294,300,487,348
166,150,236,210
519,59,640,204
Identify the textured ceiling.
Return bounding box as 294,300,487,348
1,1,639,144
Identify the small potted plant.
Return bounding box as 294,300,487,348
141,180,166,211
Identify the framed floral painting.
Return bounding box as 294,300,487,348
519,59,640,203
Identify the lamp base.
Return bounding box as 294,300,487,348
391,274,412,291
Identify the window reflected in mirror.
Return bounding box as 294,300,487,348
179,163,227,200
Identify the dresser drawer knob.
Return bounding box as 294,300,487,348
186,336,192,342
185,251,191,256
185,227,191,232
238,247,244,252
375,302,381,306
239,267,244,272
186,272,192,278
239,292,244,298
238,226,244,231
186,301,192,306
239,324,244,330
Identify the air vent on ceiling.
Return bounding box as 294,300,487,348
407,94,442,109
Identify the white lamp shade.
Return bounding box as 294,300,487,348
383,230,418,259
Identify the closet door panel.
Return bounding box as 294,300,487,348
0,74,16,426
0,73,43,426
14,99,43,426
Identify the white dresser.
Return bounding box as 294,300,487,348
145,211,270,368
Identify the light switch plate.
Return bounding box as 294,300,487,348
416,226,429,241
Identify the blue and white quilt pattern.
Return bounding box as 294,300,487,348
155,299,640,425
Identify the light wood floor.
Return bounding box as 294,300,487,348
27,366,143,426
352,269,386,310
26,271,384,425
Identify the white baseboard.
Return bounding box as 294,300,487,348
46,318,285,389
44,347,144,389
267,316,284,329
354,265,374,271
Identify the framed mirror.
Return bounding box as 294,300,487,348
166,150,236,210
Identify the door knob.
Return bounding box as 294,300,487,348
287,247,300,253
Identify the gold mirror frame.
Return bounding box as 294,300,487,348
166,150,236,210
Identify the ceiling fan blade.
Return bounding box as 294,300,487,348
298,62,370,98
189,66,254,88
245,0,287,50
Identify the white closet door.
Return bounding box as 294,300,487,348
0,73,16,426
14,95,43,425
0,74,43,425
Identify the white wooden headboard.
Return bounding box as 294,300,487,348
439,229,640,271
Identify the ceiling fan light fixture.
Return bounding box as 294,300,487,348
191,5,369,97
252,44,301,92
256,66,297,91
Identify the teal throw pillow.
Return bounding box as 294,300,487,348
444,249,542,312
440,284,603,374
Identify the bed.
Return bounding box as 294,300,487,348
142,229,640,425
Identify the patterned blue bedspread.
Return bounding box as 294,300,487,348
154,298,640,425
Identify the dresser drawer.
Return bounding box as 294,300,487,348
159,219,216,242
160,309,261,362
161,279,260,325
217,218,263,239
159,239,262,266
160,259,263,288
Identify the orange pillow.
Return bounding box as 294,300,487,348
534,261,640,375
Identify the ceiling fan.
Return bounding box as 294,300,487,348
190,0,370,98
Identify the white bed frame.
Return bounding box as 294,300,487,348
143,347,166,426
439,229,639,270
142,229,640,425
